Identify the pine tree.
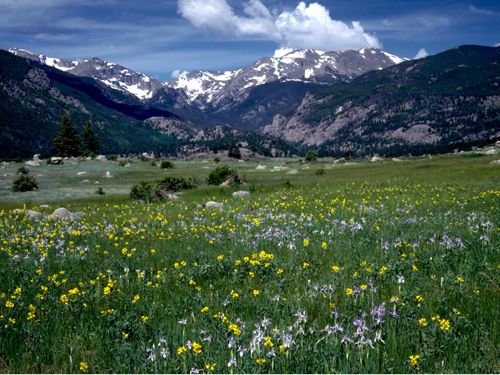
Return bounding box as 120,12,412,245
53,112,80,156
81,120,99,156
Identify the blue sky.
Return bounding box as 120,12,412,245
1,0,499,80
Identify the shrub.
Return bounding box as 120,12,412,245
155,176,194,193
95,187,105,195
207,166,239,186
131,177,196,202
315,168,326,175
119,159,132,167
213,157,221,164
108,155,118,161
305,150,319,162
160,160,175,169
12,175,38,192
17,166,30,175
130,181,155,203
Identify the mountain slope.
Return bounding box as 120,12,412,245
8,48,163,100
263,45,500,156
166,48,405,108
0,50,184,158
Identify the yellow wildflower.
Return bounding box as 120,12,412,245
192,341,202,354
439,318,451,332
409,354,420,368
79,362,89,372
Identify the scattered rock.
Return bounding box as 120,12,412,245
272,166,288,172
370,156,384,162
39,204,50,209
96,155,107,161
205,201,223,210
26,160,40,166
50,207,78,220
167,194,181,201
256,165,266,170
104,171,113,178
232,191,250,198
82,179,90,184
490,160,500,165
287,169,299,175
50,157,64,165
484,149,497,155
77,171,86,176
392,158,403,162
33,154,41,161
220,176,239,186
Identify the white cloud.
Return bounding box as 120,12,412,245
171,69,187,78
177,0,381,51
495,42,500,47
469,5,500,17
414,48,429,59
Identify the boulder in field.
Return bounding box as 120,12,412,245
96,155,107,161
232,191,250,198
50,207,78,220
371,156,384,162
205,201,223,210
50,157,64,165
220,176,239,186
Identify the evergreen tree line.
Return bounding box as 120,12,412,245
53,112,99,157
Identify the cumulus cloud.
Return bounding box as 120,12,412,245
177,0,381,51
414,48,429,59
171,69,188,78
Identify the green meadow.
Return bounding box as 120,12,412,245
0,154,498,373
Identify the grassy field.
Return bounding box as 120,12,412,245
0,154,499,373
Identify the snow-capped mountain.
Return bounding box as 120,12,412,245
166,48,406,108
8,48,162,100
8,47,406,108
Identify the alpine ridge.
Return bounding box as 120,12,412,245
8,47,406,109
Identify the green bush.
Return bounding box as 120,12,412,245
17,166,29,175
305,150,319,162
156,176,194,193
131,177,195,202
160,160,175,169
130,181,155,203
12,175,38,192
95,187,105,195
207,165,240,185
315,168,326,175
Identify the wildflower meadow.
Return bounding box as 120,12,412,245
0,155,498,373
